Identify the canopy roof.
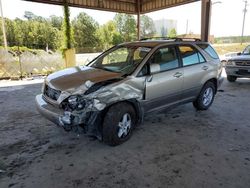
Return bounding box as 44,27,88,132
24,0,199,14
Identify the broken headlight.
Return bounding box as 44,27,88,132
67,95,86,111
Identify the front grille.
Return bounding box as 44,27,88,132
235,61,250,66
44,84,61,101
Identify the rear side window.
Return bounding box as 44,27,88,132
197,44,219,59
179,45,206,66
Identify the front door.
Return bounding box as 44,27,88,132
144,46,183,112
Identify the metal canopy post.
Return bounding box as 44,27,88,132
0,0,7,49
201,0,211,42
137,0,141,40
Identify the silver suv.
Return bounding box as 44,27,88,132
36,38,223,145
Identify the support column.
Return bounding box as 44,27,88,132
201,0,211,42
137,0,141,40
0,0,7,49
63,0,76,67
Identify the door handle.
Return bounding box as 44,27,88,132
202,66,209,70
173,72,182,78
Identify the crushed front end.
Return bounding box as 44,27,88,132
35,69,145,140
36,82,107,139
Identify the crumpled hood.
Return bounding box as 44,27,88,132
46,66,122,92
229,54,250,61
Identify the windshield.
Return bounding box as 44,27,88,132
243,45,250,55
89,46,152,75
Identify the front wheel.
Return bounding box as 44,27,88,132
103,102,136,146
193,82,215,110
227,75,237,82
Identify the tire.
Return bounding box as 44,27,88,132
103,102,136,146
193,82,215,111
227,75,237,82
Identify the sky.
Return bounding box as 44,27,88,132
1,0,250,37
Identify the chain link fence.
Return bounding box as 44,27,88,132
0,48,64,79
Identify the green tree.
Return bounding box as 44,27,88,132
4,18,16,46
0,19,3,45
14,18,29,46
62,0,74,49
72,12,100,50
49,15,63,30
1,14,62,50
98,21,122,49
140,15,155,38
168,28,177,38
114,13,136,42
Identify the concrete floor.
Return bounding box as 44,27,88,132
0,78,250,188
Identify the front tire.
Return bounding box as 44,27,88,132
227,75,237,82
193,82,215,110
103,102,136,146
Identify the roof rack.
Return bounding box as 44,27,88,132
140,37,201,42
140,37,172,41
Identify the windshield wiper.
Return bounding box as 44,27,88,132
92,65,118,73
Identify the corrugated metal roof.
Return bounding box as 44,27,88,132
24,0,200,14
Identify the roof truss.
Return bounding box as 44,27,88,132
23,0,199,14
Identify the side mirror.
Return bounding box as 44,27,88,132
150,64,160,74
237,52,242,56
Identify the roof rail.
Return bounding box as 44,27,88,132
174,38,201,42
140,37,201,42
140,37,172,41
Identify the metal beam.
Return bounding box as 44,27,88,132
137,0,140,40
201,0,211,42
23,0,200,14
24,0,137,14
141,0,199,14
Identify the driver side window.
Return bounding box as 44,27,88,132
150,46,179,74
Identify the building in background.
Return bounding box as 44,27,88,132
153,19,177,37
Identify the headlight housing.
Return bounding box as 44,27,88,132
226,60,235,66
67,95,85,111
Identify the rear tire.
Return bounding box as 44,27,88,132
103,102,136,146
193,82,215,111
227,75,237,82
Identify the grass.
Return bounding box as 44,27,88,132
212,43,250,55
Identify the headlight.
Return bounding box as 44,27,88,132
67,95,85,110
226,61,235,66
68,95,78,104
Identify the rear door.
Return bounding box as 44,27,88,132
178,45,208,101
144,45,184,112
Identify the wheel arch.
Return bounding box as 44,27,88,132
101,99,144,126
204,78,217,93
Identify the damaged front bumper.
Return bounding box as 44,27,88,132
35,94,102,138
35,94,64,126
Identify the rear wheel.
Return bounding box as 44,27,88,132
103,102,136,146
193,82,215,110
227,75,237,82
